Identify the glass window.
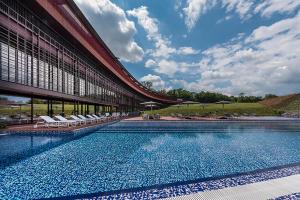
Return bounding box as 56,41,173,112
0,42,9,81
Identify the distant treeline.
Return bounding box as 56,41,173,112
161,88,277,103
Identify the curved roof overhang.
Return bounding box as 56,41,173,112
35,0,177,104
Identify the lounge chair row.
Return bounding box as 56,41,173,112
34,112,129,128
142,114,160,120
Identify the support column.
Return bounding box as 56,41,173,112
73,101,76,115
62,100,65,117
77,101,79,115
47,99,50,116
50,100,53,117
31,97,33,123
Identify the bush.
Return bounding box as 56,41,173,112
0,123,7,129
273,109,284,116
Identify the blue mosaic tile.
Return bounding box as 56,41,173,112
273,192,300,200
59,163,300,200
1,121,300,199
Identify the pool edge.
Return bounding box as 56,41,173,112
41,162,300,200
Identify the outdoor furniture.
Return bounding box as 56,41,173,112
177,114,183,118
78,115,95,123
105,113,112,120
86,114,101,123
54,115,78,127
111,112,117,119
182,101,198,107
216,101,231,109
92,114,106,122
142,114,149,120
34,116,68,128
70,115,86,125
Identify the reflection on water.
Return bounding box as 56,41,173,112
0,121,300,199
0,134,77,168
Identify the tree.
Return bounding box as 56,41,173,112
158,89,167,94
0,96,8,100
264,94,277,99
141,81,153,90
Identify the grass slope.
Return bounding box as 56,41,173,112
260,93,300,112
0,104,79,117
146,103,278,116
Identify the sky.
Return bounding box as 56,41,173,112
74,0,300,96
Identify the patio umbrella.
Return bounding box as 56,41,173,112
199,103,208,110
140,101,160,105
140,101,160,113
173,104,183,109
145,104,158,111
216,101,231,109
182,101,198,107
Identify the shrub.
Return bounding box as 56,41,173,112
0,123,7,129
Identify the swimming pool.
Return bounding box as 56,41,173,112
0,121,300,199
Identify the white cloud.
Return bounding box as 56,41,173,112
144,59,200,77
174,0,183,11
75,0,144,63
176,12,300,95
177,47,200,55
222,0,254,19
255,0,300,17
128,6,200,59
128,6,201,76
145,59,156,68
183,0,215,31
140,74,169,90
181,0,300,31
127,6,176,58
182,0,254,30
155,60,178,76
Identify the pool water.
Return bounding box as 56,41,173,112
1,121,300,199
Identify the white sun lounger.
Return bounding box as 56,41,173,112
92,114,106,121
34,116,68,128
105,113,112,120
54,115,79,126
78,115,95,123
86,114,101,123
70,115,86,125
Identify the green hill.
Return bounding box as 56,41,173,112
146,103,279,116
260,93,300,112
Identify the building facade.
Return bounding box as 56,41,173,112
0,0,176,117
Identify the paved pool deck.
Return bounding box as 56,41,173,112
53,163,300,200
0,118,126,133
124,116,300,121
167,174,300,200
2,116,299,133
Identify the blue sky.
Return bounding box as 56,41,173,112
75,0,300,96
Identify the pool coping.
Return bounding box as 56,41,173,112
41,162,300,200
1,119,299,135
122,119,300,122
3,120,299,199
0,120,120,136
